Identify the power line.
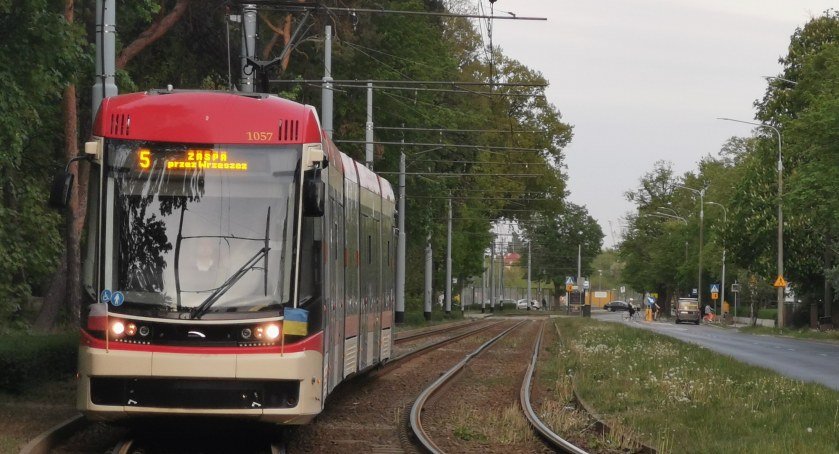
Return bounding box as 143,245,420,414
322,6,547,21
335,140,544,152
269,79,546,88
385,172,541,177
375,126,543,134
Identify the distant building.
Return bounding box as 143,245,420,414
504,252,520,268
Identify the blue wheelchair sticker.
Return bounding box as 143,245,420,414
111,291,125,307
100,289,112,304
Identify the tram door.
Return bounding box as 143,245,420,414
328,195,345,394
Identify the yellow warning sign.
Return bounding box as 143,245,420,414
773,276,787,288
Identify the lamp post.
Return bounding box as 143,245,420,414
717,117,784,328
763,76,798,86
705,201,727,318
649,210,689,305
675,185,705,306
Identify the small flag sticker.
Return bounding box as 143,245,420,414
87,303,108,331
283,307,308,336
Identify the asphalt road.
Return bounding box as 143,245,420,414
594,311,839,391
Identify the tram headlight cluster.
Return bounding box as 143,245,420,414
249,323,281,341
109,320,150,338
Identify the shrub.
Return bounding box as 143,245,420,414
757,308,777,320
0,332,78,394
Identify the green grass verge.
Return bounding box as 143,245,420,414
545,317,839,453
0,331,78,394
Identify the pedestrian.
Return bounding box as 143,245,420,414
704,303,713,322
653,301,661,320
628,303,636,321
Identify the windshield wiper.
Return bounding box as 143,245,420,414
190,247,270,319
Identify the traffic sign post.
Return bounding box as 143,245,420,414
710,283,720,315
731,282,740,321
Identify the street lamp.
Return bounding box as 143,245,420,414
717,117,784,328
763,76,798,86
656,207,687,223
705,201,727,317
675,185,705,306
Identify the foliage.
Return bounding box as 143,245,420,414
0,0,87,329
0,332,78,394
520,203,603,292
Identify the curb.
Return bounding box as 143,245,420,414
19,414,86,454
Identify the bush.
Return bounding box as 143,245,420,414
0,331,78,394
757,308,777,320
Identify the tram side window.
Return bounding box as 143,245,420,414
82,166,101,302
297,216,322,307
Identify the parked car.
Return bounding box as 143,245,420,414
603,300,631,311
499,298,515,310
516,298,541,310
675,297,701,324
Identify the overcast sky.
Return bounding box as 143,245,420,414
485,0,835,248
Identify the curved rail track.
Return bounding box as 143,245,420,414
410,319,593,453
24,316,656,454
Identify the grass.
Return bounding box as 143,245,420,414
545,317,839,453
0,377,77,454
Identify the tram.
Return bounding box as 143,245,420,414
50,89,396,424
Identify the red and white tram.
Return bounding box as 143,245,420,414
52,89,396,424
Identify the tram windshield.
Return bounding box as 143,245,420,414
99,140,301,319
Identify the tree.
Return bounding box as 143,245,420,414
522,203,603,294
0,0,86,332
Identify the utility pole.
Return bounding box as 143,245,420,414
93,0,117,121
445,197,452,315
365,82,374,169
490,235,495,312
395,150,405,323
424,234,432,321
321,25,333,139
239,4,257,92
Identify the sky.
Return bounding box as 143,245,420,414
484,0,836,248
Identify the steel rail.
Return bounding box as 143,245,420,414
409,320,524,453
520,321,589,453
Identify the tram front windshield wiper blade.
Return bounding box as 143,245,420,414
190,247,270,319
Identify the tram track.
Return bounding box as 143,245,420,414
24,317,656,454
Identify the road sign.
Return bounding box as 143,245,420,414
773,276,787,288
565,276,575,285
710,283,720,293
731,283,741,293
711,292,719,300
646,296,656,306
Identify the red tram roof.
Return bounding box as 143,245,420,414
93,90,322,145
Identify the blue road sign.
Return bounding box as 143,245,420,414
565,276,575,285
710,283,720,293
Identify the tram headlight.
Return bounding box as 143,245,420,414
254,324,280,341
241,328,252,339
264,324,280,340
125,323,137,336
138,325,150,337
111,321,125,336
